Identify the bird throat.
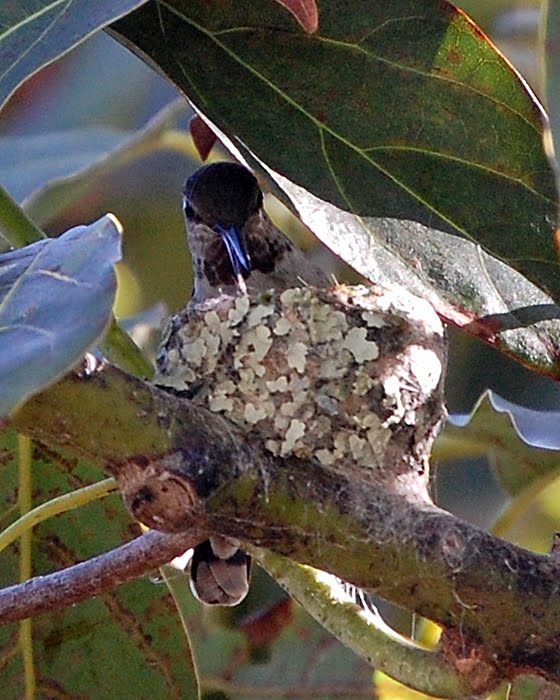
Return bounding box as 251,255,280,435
190,210,299,303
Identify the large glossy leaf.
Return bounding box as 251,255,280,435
0,217,121,416
0,0,150,110
112,0,557,269
439,391,560,496
0,430,198,698
111,1,560,376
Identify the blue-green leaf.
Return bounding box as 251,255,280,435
0,216,121,416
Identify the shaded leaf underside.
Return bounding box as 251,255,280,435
111,0,560,376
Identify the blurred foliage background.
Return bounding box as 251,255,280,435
2,2,560,696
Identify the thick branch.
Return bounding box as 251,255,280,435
0,529,203,624
12,364,560,683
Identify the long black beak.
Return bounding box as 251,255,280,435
215,224,251,278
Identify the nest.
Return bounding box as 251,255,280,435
157,284,446,488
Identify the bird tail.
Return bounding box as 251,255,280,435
190,536,251,606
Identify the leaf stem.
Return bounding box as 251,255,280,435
0,186,45,247
101,318,154,380
540,0,560,192
0,477,118,555
17,434,35,700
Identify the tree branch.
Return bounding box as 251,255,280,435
251,547,473,698
11,363,560,686
0,529,204,625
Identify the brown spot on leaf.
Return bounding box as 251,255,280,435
188,115,218,161
446,47,462,64
273,0,318,33
240,597,294,648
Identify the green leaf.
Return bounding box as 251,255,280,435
160,566,201,699
0,430,198,698
440,391,560,496
0,216,121,416
111,0,560,376
113,0,557,264
0,0,151,111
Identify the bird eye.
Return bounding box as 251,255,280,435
183,200,195,218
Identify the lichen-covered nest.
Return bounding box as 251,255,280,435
157,285,445,485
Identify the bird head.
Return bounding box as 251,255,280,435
183,162,264,285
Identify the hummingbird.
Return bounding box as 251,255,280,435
180,161,329,605
183,161,328,306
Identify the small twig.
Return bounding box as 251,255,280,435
0,185,45,247
101,318,154,380
0,478,118,555
17,434,35,699
0,529,206,626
